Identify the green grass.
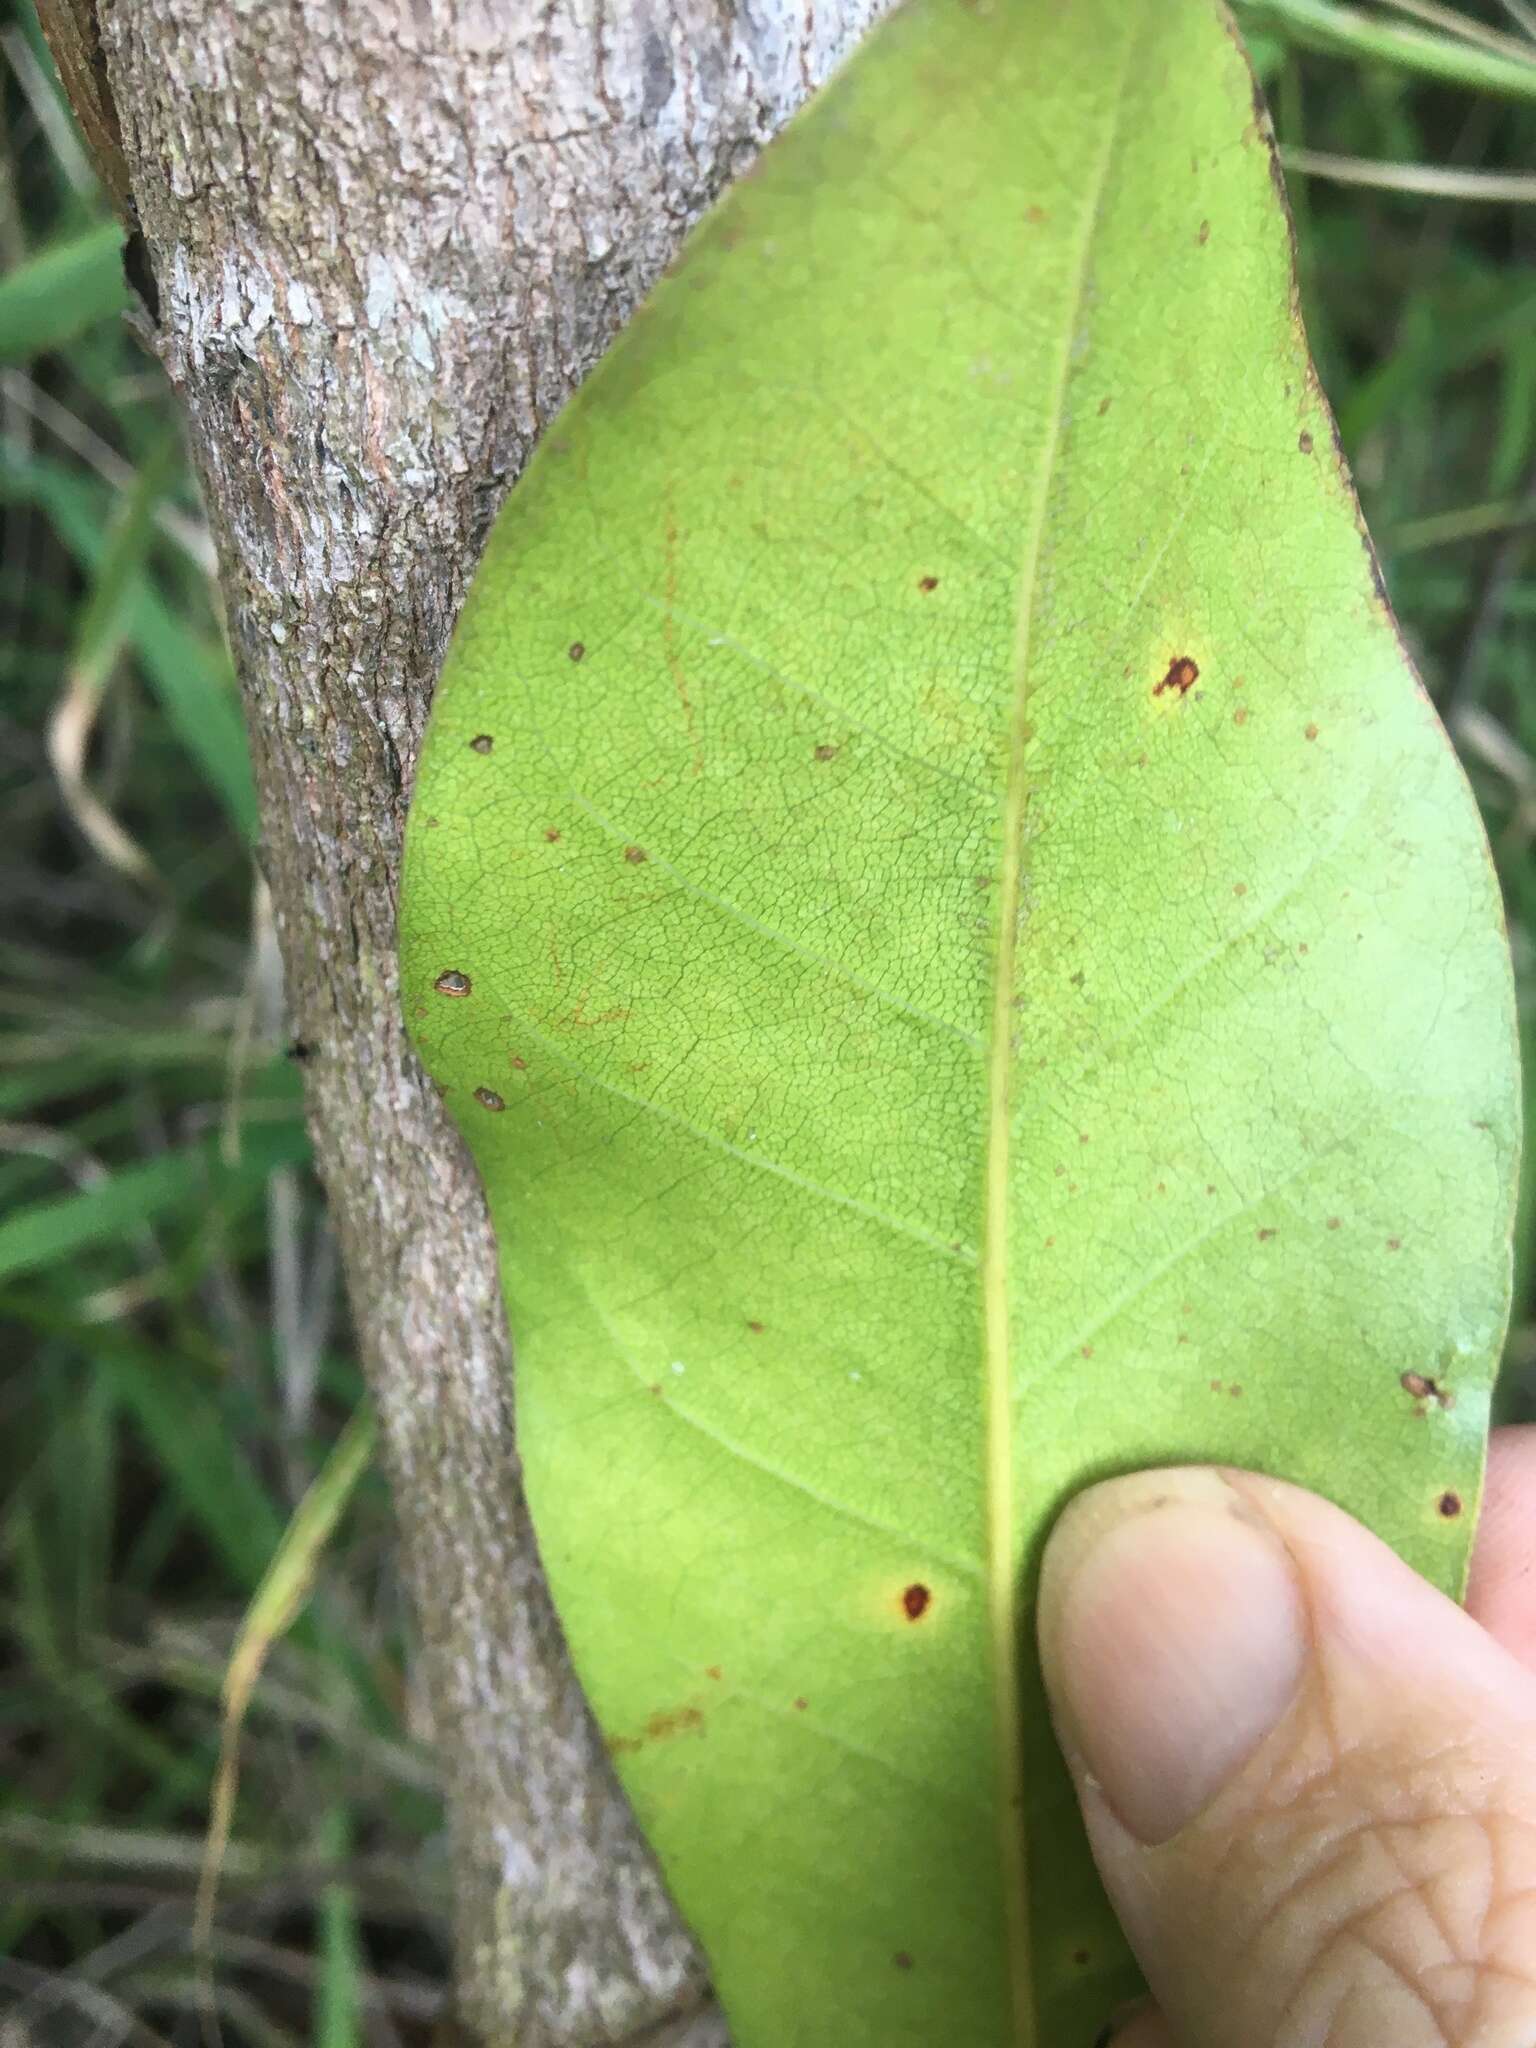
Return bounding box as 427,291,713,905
2,0,1534,2041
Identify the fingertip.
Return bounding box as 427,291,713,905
1096,2005,1173,2048
1468,1424,1536,1669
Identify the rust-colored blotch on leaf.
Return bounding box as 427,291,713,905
902,1583,932,1622
474,1086,505,1112
1154,655,1199,698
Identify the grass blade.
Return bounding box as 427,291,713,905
0,223,126,364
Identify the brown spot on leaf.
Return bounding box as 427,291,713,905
918,575,939,593
510,1056,527,1071
1305,723,1319,741
1025,204,1047,225
1154,655,1199,698
469,733,494,753
608,1704,706,1756
1233,882,1248,897
705,1665,723,1681
1198,218,1210,245
1256,1227,1275,1241
1402,1370,1453,1409
1080,1344,1094,1359
624,846,648,864
792,1696,808,1711
893,1952,914,1972
644,1705,704,1741
568,641,585,662
1098,396,1112,417
902,1584,932,1622
1233,706,1249,726
1298,431,1314,455
1438,1491,1463,1518
1326,1216,1341,1230
435,970,472,997
544,828,561,842
814,743,840,762
1387,1237,1402,1252
746,1319,765,1334
474,1087,505,1112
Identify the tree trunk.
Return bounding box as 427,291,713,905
49,4,886,2041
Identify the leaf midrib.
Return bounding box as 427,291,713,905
982,18,1144,2040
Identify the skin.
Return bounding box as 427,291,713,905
1038,1425,1536,2048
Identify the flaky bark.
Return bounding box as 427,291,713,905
54,4,887,2041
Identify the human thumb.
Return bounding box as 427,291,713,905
1037,1465,1536,2047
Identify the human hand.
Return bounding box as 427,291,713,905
1037,1428,1536,2046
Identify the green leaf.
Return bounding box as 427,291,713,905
0,222,127,365
399,3,1520,2042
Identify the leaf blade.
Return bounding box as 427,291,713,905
401,2,1519,2041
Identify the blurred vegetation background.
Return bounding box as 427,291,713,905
1,1,1533,2042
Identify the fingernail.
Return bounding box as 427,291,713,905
1038,1468,1308,1844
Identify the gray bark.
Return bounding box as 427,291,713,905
56,4,887,2042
